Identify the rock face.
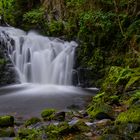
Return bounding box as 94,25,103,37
0,29,19,86
42,0,66,20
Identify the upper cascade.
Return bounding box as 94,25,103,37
0,27,77,85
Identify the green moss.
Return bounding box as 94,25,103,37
104,123,140,138
123,90,140,106
70,120,90,133
87,102,112,119
24,117,41,126
98,134,125,140
41,108,56,121
116,106,140,124
48,20,64,36
102,66,132,94
71,134,89,140
109,95,119,103
57,122,70,135
123,97,136,107
0,127,15,137
44,124,60,139
16,128,42,140
132,91,140,98
0,116,14,127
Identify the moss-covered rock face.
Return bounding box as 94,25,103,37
24,117,41,126
0,116,14,127
41,108,56,120
116,106,140,124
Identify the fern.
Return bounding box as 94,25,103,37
125,76,140,90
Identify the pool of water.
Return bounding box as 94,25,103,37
0,84,98,118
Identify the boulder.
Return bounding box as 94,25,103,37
0,116,14,127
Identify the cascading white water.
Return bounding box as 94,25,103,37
0,27,77,85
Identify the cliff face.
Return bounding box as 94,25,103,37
42,0,66,19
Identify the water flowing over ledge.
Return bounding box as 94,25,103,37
0,26,98,117
0,26,77,85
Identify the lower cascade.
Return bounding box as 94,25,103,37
0,27,77,85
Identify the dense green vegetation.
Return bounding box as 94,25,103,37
0,0,140,139
0,0,140,86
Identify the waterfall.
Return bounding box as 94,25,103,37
0,27,77,85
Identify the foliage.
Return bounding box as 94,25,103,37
41,109,56,120
0,0,15,24
24,117,41,127
0,127,15,137
0,116,14,127
87,101,112,119
23,7,45,30
102,66,131,94
116,106,140,124
47,20,64,36
15,128,43,140
23,8,45,24
0,59,5,65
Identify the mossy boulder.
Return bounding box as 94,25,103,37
0,127,15,137
70,120,90,133
44,124,60,139
87,102,113,120
24,117,41,126
41,109,56,120
16,128,43,139
54,111,65,121
0,116,14,127
57,122,70,135
116,106,140,124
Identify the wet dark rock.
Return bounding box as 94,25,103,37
76,67,94,87
70,120,91,133
68,118,79,126
79,110,89,118
54,111,65,121
0,29,18,86
95,112,114,121
93,119,112,127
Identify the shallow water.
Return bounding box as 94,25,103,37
0,84,98,118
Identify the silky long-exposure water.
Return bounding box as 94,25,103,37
0,26,98,118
